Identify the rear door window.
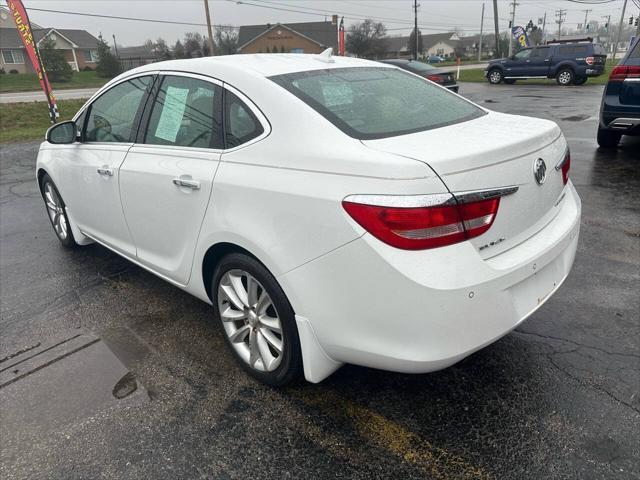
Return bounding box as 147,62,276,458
531,47,551,59
144,75,223,149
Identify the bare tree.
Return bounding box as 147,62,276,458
346,19,388,58
215,26,239,55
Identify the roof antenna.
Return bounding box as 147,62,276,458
314,47,334,63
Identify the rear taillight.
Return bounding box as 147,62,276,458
609,65,640,82
585,56,594,66
426,74,444,83
342,193,501,250
556,148,570,185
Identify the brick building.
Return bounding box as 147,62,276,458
238,17,339,54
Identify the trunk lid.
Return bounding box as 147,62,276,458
362,111,569,258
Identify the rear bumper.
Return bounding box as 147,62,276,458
600,108,640,134
280,182,581,380
585,68,604,76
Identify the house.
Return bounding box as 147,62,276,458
0,6,99,74
238,17,338,54
422,32,461,58
458,34,495,59
383,35,412,58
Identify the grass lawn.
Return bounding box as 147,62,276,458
458,60,616,85
0,71,109,93
0,98,87,143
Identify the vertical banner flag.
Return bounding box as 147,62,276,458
338,17,345,56
511,26,530,50
8,0,58,123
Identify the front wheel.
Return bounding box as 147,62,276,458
556,68,574,86
212,253,303,386
488,69,503,84
39,173,77,248
597,127,621,148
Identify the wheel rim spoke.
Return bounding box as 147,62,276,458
217,269,285,373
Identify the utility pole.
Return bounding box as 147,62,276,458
478,2,485,62
413,0,419,60
492,0,500,58
508,1,519,56
112,34,119,57
582,9,592,33
612,0,628,62
555,9,567,38
204,0,215,56
541,12,547,44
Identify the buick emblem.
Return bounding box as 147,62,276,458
533,158,547,185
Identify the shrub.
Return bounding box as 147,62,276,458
0,68,5,74
9,69,19,74
39,37,74,82
95,35,121,78
82,65,94,71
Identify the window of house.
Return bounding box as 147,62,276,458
145,75,223,149
85,75,153,143
82,50,98,63
2,49,25,64
291,48,304,53
224,91,264,148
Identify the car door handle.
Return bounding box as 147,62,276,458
172,178,201,190
97,166,113,176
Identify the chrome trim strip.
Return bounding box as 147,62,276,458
555,148,570,171
343,193,455,208
623,78,640,83
343,186,519,208
452,185,519,204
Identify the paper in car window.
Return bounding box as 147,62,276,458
320,81,353,107
154,86,189,142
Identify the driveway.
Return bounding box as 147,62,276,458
1,82,638,479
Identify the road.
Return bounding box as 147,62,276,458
1,82,639,479
0,88,98,104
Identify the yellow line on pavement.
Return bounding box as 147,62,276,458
295,388,492,480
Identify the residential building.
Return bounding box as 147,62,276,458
458,34,495,59
1,7,100,74
383,35,412,58
238,17,338,54
422,32,461,58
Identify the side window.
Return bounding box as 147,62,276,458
558,46,573,55
145,75,222,149
224,91,264,148
513,49,531,60
531,47,550,59
85,76,152,143
574,46,588,55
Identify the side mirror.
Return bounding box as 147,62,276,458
46,120,77,144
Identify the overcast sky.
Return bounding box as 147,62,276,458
2,0,634,46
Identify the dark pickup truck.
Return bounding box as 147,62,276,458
485,42,607,86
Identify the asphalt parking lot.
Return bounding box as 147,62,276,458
1,82,639,480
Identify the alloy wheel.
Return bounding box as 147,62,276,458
43,182,68,240
558,71,572,85
217,269,284,372
489,70,502,84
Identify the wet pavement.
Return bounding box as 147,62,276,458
1,82,639,479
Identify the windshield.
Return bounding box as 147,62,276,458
270,67,485,140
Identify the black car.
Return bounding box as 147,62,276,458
380,59,459,92
597,38,640,147
485,41,607,86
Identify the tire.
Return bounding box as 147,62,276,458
488,68,503,84
573,76,588,85
597,127,621,148
39,173,77,248
212,253,303,386
556,68,574,86
503,79,516,85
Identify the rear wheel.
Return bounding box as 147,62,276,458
488,68,503,84
504,79,516,85
573,76,588,85
597,127,621,148
39,174,77,248
556,68,574,86
212,253,303,386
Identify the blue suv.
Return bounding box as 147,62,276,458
485,42,607,86
597,38,640,147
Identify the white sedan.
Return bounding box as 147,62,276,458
37,51,580,386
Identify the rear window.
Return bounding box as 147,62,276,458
270,67,485,140
629,39,639,59
593,44,606,55
558,45,589,55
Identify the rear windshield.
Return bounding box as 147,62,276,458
270,67,485,140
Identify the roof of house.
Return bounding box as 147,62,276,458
0,27,99,49
386,36,411,53
421,32,459,49
238,21,338,51
117,45,157,59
